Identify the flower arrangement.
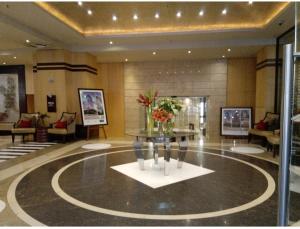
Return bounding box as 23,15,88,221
137,89,158,134
137,90,158,107
152,98,182,134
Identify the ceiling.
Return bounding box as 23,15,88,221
0,2,295,64
37,2,288,36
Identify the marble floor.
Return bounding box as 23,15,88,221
0,137,298,226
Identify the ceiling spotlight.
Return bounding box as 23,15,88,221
176,11,182,18
155,12,160,19
125,58,128,62
188,50,192,54
2,62,6,65
133,14,138,20
222,55,226,58
112,15,117,21
152,51,156,55
26,39,30,43
199,10,204,16
222,8,227,15
109,41,113,45
227,48,231,52
13,56,16,59
248,1,253,4
78,1,82,6
87,9,93,15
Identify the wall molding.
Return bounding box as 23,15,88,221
256,58,281,71
33,62,97,75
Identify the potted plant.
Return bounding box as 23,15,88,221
36,113,50,142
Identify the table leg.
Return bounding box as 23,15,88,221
164,138,171,176
153,142,159,165
133,140,144,170
178,138,188,168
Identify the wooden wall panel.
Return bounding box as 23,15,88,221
227,58,256,109
26,94,34,113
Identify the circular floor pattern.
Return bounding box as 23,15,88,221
81,143,111,150
8,146,293,226
230,146,265,154
0,200,5,213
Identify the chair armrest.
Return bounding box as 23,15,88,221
67,120,76,134
274,129,280,135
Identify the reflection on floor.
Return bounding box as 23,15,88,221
0,136,291,226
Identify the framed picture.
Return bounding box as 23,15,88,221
78,88,108,126
220,107,252,136
0,65,26,123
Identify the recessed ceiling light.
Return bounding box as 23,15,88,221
112,15,117,21
176,11,182,18
26,39,30,43
199,10,204,16
78,1,82,6
109,41,113,45
133,14,138,20
2,62,6,65
222,55,226,58
227,48,231,52
87,9,93,15
13,56,16,59
152,51,156,55
248,1,253,4
155,12,160,19
188,50,192,54
125,58,128,62
222,8,227,15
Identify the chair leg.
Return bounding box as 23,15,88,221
22,134,25,143
12,134,15,143
248,134,252,143
63,135,66,143
273,145,276,158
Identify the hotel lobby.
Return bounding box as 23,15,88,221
0,1,299,227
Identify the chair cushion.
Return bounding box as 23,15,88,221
11,128,36,134
256,120,268,130
248,128,273,137
267,135,280,145
18,120,32,128
55,121,67,129
48,128,68,135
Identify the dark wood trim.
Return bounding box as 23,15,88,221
256,59,279,71
0,65,27,116
33,62,97,75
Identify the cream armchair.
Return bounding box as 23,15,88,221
11,113,40,143
48,112,76,143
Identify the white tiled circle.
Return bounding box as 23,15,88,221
231,146,264,154
0,200,6,213
81,143,111,150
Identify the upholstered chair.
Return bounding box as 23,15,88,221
47,112,76,142
11,113,40,143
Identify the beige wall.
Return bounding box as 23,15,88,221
255,45,276,122
124,59,227,139
227,58,256,109
25,64,34,95
98,63,125,138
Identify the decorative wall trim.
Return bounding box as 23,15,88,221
256,58,281,71
33,62,97,75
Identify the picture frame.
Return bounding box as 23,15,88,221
78,88,108,126
220,107,252,136
0,65,26,123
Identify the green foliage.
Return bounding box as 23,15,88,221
157,98,182,115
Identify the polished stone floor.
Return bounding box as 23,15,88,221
0,138,299,226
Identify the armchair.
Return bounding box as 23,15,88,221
11,113,40,143
47,112,76,143
248,112,280,145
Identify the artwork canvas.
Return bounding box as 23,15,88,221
78,88,108,126
0,74,20,122
221,107,252,136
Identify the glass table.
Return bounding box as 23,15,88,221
126,130,197,176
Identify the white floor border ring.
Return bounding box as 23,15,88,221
51,150,276,221
7,147,276,225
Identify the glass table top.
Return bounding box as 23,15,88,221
126,129,197,138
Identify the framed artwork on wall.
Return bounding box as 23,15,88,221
78,88,108,126
220,107,252,136
0,65,26,123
